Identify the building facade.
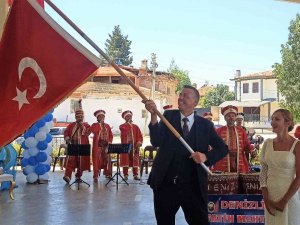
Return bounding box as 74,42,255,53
53,65,178,135
219,70,281,128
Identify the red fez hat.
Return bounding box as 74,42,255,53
221,105,238,116
163,105,173,110
122,110,133,119
203,112,213,119
94,110,106,118
236,112,244,119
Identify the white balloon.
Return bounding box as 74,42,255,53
35,131,47,141
23,150,30,158
44,145,53,155
28,147,39,156
25,137,38,148
26,173,38,183
39,126,50,133
39,173,49,180
24,165,35,174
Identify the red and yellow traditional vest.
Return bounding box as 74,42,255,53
213,125,252,174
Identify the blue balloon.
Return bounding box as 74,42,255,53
36,152,47,162
28,125,39,136
24,132,30,139
21,141,28,150
44,113,53,122
21,158,29,167
35,164,46,175
37,141,48,150
28,156,38,166
36,119,46,128
45,133,52,143
44,164,51,172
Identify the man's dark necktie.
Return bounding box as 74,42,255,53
182,117,189,137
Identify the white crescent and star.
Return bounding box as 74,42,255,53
12,57,47,110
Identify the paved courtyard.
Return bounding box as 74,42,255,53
0,168,187,225
1,131,277,225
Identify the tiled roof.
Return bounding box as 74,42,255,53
92,67,135,77
282,0,300,3
231,70,274,81
74,82,165,98
198,84,214,96
92,66,177,82
119,65,177,80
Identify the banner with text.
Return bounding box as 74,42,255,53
208,194,265,225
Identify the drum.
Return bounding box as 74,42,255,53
208,173,239,194
240,173,261,194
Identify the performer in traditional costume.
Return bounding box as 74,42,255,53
236,112,247,132
294,125,300,140
91,110,113,183
119,110,143,180
63,100,91,183
213,105,255,173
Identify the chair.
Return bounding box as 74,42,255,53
140,145,158,178
52,144,67,172
0,174,15,200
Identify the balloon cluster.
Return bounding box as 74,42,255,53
21,111,53,183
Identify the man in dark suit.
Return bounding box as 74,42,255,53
144,85,228,225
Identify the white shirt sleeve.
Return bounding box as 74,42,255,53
259,139,269,188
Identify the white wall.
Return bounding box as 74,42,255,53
237,78,278,101
263,79,278,100
53,97,167,135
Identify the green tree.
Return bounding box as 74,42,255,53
101,25,133,66
201,84,234,108
273,14,300,121
168,59,191,93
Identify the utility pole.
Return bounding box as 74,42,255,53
150,53,158,100
143,53,158,136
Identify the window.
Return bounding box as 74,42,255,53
243,107,260,122
243,83,249,93
94,76,109,83
252,82,259,93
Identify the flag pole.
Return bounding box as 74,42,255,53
44,0,212,175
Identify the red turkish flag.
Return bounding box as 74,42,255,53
0,0,99,146
8,0,44,8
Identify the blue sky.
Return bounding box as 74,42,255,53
46,0,300,89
